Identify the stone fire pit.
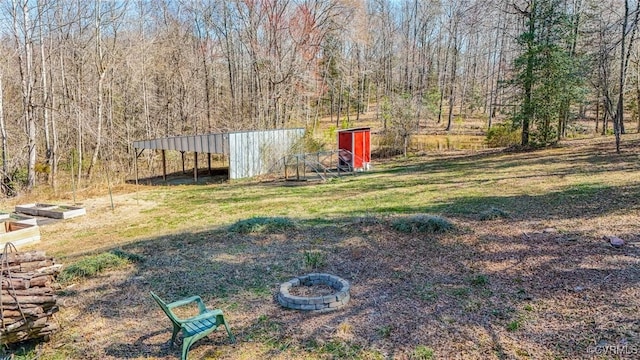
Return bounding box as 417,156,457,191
277,273,350,311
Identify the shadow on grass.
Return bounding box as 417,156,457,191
45,212,640,359
376,135,640,176
104,330,169,359
368,183,640,220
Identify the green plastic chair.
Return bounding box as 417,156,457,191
150,291,235,360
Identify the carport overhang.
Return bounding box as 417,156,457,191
132,133,228,184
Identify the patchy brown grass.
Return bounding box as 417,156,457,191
4,133,640,359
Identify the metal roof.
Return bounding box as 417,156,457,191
337,127,371,132
132,133,228,154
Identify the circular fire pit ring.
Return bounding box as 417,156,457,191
277,273,350,311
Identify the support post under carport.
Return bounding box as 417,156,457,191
194,152,198,183
134,148,144,186
162,149,167,182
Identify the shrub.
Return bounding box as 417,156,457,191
391,214,454,234
486,124,520,148
303,250,325,269
228,217,296,234
4,167,29,194
372,130,404,158
340,117,350,129
325,125,338,144
292,130,326,154
11,168,28,185
34,162,51,175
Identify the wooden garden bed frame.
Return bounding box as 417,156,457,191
15,203,86,220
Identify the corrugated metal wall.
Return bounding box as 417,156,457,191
228,129,304,179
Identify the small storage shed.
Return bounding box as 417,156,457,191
338,127,371,171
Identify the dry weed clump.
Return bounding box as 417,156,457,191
478,207,510,221
391,214,454,233
227,216,296,234
57,250,141,283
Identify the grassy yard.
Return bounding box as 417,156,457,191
4,134,640,359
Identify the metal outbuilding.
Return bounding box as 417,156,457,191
132,128,305,182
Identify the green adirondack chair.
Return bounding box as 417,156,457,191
150,291,235,360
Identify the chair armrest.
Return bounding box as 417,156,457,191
183,309,224,323
167,295,210,317
167,295,203,309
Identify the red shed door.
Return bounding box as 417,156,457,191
364,130,371,163
353,131,364,168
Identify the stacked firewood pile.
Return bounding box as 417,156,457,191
0,250,62,345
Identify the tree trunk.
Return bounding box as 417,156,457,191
403,135,408,157
49,66,58,191
337,81,343,126
0,73,7,181
38,0,52,186
222,3,237,121
446,37,459,132
76,106,83,187
489,6,506,128
88,0,105,177
602,98,609,135
594,86,599,133
615,0,640,152
637,64,640,132
202,44,212,132
437,33,450,125
521,3,537,147
13,0,38,189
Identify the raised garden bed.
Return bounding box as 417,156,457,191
10,213,38,225
0,221,41,247
15,203,56,217
15,203,86,219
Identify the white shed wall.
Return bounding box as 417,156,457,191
228,129,304,179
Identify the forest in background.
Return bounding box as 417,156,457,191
0,0,638,194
